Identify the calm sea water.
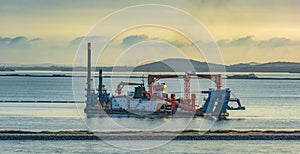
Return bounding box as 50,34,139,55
0,72,299,131
1,140,300,154
0,72,299,153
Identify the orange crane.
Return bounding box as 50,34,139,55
146,73,223,111
147,74,222,91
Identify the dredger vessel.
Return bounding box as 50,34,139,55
84,43,245,118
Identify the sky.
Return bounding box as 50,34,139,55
0,0,300,65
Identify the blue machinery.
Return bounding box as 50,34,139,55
198,89,245,117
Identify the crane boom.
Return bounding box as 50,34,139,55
193,74,222,90
147,74,222,89
147,75,179,86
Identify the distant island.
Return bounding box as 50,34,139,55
0,66,15,71
1,58,300,73
133,59,300,73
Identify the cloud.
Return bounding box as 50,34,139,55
30,38,42,42
9,37,29,47
0,36,41,50
71,34,300,51
218,36,300,48
70,36,85,46
217,35,255,47
122,34,187,48
168,40,186,48
122,35,148,46
231,35,255,46
69,36,107,46
0,36,47,64
0,37,11,46
257,38,292,48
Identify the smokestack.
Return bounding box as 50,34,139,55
87,43,92,97
98,69,103,96
216,74,222,90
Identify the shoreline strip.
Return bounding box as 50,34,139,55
1,133,300,140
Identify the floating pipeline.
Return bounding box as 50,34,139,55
0,74,146,78
1,130,300,140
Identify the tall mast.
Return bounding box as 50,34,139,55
86,42,92,107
